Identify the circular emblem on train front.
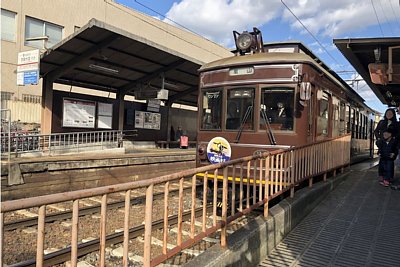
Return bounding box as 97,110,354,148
206,137,232,164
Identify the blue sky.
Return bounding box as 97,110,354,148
116,0,400,113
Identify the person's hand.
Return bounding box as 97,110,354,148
390,153,395,158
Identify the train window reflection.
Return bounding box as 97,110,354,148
226,88,254,130
260,87,294,131
201,90,222,130
317,92,329,136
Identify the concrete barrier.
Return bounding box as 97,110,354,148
184,171,351,267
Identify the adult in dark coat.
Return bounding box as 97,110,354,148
374,108,399,184
376,128,398,186
374,108,399,142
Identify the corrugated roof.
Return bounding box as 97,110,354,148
40,18,232,106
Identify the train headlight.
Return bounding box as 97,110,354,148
236,32,253,50
198,144,206,155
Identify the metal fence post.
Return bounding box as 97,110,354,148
101,131,104,150
221,167,228,247
144,184,154,267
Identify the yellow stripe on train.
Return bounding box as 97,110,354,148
196,173,290,186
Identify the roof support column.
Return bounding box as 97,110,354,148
41,77,54,135
165,102,173,142
115,91,125,131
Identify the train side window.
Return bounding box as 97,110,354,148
226,88,254,130
317,91,329,137
332,97,340,137
201,89,222,130
260,87,294,131
339,102,346,135
350,108,355,138
346,105,351,133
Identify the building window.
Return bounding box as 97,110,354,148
22,94,41,104
1,92,14,101
1,9,16,42
25,16,63,49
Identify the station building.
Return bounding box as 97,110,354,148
1,0,232,141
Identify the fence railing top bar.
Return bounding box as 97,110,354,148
290,134,351,151
1,135,351,212
48,130,122,137
0,130,124,137
1,148,285,212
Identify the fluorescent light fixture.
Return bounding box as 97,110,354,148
89,64,119,74
163,81,180,89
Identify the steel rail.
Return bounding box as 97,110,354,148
4,184,198,231
11,205,212,267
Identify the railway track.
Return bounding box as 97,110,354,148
5,186,260,266
10,205,260,266
4,182,197,231
12,205,213,267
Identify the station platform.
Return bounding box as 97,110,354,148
259,159,400,267
1,148,196,201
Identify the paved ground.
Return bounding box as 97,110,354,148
259,160,400,267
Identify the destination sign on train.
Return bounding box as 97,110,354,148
229,67,254,76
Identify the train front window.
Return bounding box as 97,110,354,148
201,90,222,130
226,88,254,130
260,87,294,131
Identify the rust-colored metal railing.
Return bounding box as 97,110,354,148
0,135,351,267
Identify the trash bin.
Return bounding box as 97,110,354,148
180,135,188,149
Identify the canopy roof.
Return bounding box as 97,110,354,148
40,19,231,105
334,37,400,106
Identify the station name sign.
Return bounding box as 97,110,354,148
17,49,40,86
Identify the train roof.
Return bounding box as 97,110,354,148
200,41,368,108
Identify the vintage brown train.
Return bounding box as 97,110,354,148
196,28,376,167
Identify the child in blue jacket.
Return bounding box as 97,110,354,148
376,128,398,187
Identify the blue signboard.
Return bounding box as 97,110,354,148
23,70,39,85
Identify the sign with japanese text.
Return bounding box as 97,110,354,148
17,49,40,85
62,98,96,128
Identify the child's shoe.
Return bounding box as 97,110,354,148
378,176,384,182
383,180,390,187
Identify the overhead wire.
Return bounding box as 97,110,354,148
378,0,395,35
280,0,344,70
103,0,226,58
371,0,385,37
133,0,198,36
389,0,400,28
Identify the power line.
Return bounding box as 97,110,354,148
336,70,357,74
371,0,385,37
378,0,395,35
280,0,344,69
133,0,199,36
389,0,400,28
106,1,225,58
